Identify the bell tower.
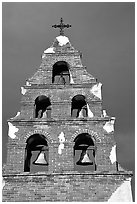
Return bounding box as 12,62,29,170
3,18,133,202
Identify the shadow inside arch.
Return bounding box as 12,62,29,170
70,129,98,143
73,132,97,172
24,133,51,173
25,130,53,145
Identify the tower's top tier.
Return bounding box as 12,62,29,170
26,31,96,86
41,18,78,57
23,19,97,86
42,35,78,58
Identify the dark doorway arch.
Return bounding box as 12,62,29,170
73,133,96,171
71,95,88,118
52,61,70,84
24,134,49,172
34,95,51,118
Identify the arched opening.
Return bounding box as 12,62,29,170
52,61,70,84
34,95,51,119
71,95,88,118
73,133,96,172
24,134,49,172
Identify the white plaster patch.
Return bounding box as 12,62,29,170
108,178,133,202
42,111,47,118
78,109,83,118
87,103,94,118
33,125,49,129
56,35,69,46
21,87,27,95
42,53,46,59
26,81,31,86
103,118,115,133
58,143,64,155
8,122,18,139
10,111,20,119
15,111,20,117
69,70,74,84
90,83,102,99
102,110,108,117
44,47,55,53
109,145,116,164
58,132,65,154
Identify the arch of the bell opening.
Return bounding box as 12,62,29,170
52,61,71,84
70,91,88,101
25,130,53,146
73,132,96,156
34,95,51,119
70,129,99,144
74,133,95,148
72,130,98,171
24,131,52,172
71,94,88,118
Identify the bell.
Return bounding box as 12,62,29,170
33,150,48,165
58,75,66,84
76,149,93,165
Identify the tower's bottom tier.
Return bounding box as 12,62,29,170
3,171,132,202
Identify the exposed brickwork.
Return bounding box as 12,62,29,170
4,120,117,174
3,33,132,201
3,172,132,202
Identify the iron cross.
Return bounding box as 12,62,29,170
52,18,71,36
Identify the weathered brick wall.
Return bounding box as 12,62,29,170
27,51,96,85
20,85,102,120
4,120,116,174
4,35,125,201
2,172,132,202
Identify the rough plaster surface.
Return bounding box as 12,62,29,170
58,132,65,154
102,110,108,117
103,118,115,133
109,145,116,164
90,83,102,99
78,104,93,118
26,81,31,86
87,103,94,118
44,47,55,54
56,35,69,46
43,111,47,118
42,53,46,59
78,109,84,118
8,122,18,139
69,70,74,84
10,111,20,119
21,87,27,95
108,178,132,202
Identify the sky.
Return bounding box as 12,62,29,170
2,2,135,199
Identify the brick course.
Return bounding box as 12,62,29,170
3,172,132,202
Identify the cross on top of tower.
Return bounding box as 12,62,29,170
52,18,71,36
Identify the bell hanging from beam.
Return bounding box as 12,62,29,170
76,149,93,165
33,150,48,165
